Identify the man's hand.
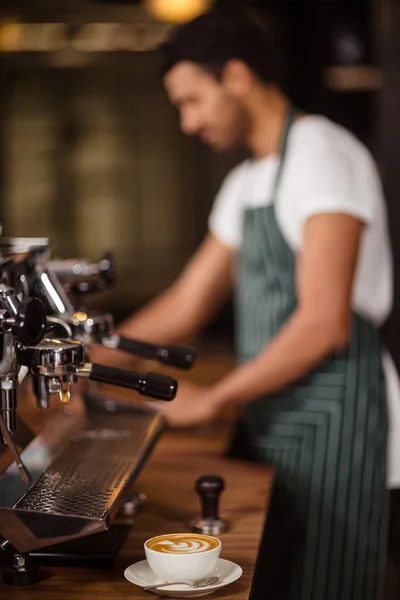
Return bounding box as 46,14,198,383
162,382,219,428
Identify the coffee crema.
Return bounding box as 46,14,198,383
146,534,219,555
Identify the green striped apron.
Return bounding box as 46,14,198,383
229,109,389,600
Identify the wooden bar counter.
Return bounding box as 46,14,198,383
0,352,273,600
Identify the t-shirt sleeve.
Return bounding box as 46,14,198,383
281,122,383,246
208,161,248,248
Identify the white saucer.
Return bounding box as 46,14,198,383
124,558,243,597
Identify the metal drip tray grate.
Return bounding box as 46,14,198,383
15,426,149,519
0,401,164,553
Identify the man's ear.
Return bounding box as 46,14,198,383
221,59,253,97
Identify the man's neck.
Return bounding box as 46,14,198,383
244,86,293,159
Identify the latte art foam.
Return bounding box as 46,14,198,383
157,539,211,554
147,534,219,555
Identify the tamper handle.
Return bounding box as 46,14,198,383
196,475,224,520
190,474,229,534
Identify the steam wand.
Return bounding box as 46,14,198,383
0,412,32,486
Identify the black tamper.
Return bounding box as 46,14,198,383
190,475,229,535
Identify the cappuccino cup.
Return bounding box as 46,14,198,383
144,533,221,582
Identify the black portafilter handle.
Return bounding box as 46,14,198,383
116,337,196,370
190,475,229,534
89,364,178,401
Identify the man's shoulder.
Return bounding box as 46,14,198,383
293,115,369,152
290,114,377,171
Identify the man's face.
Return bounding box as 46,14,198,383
164,61,249,151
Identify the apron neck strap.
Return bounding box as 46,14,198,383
270,106,298,201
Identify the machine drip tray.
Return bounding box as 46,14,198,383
29,523,132,567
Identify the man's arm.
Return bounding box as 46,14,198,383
164,213,364,426
90,233,235,365
210,213,363,407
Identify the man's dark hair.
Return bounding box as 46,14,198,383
160,6,276,84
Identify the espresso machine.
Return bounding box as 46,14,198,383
0,241,196,585
0,237,195,370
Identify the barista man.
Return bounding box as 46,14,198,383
92,8,399,600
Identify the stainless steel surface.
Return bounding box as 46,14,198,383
0,333,17,378
102,334,119,349
32,375,50,410
119,492,147,517
0,310,15,331
0,238,50,255
0,284,19,322
38,271,75,315
0,238,74,316
35,375,73,406
17,338,85,371
74,365,92,376
0,401,165,552
17,338,85,408
0,412,32,486
0,288,22,448
0,377,17,437
144,577,220,591
66,310,114,345
0,539,10,551
190,518,229,536
0,288,42,446
46,316,73,338
13,554,26,569
31,373,73,409
48,258,101,278
0,288,13,299
15,431,138,517
47,254,114,285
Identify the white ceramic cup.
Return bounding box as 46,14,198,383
144,533,222,582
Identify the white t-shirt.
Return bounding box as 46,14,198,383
208,114,400,487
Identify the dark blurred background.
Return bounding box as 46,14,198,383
0,0,399,364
